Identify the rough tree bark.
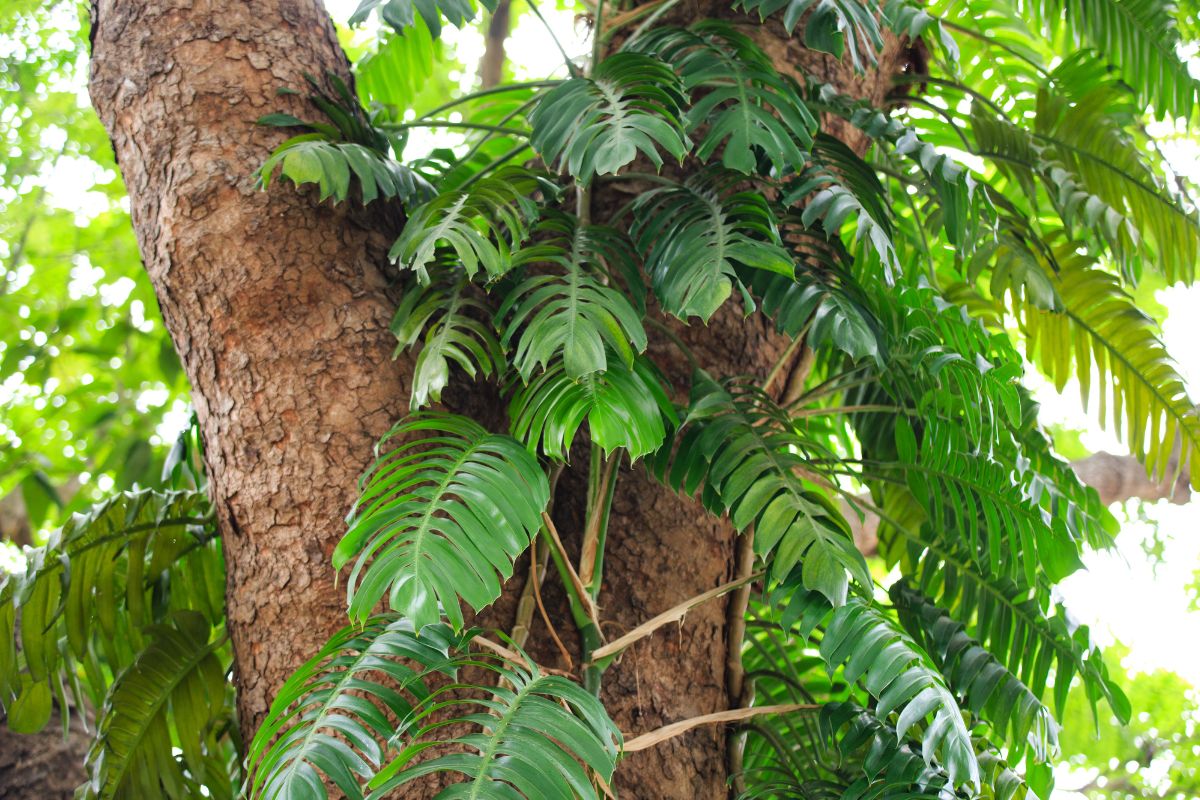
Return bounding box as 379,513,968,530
88,0,410,748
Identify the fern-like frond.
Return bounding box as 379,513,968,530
630,22,816,174
1014,240,1200,485
529,53,689,182
391,271,504,409
498,212,647,380
735,0,884,70
891,418,1085,587
1027,0,1200,119
389,167,546,282
349,0,494,38
508,354,676,460
630,168,794,322
781,589,980,789
891,582,1059,764
367,651,621,799
658,372,870,605
334,413,550,631
246,617,466,800
81,611,227,799
876,492,1130,726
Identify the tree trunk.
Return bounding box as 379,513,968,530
88,0,410,745
88,1,903,797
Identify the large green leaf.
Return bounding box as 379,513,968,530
657,372,870,605
630,22,816,174
498,212,647,380
334,413,550,631
246,617,466,800
630,168,794,322
81,611,226,799
366,652,621,799
529,53,690,182
508,353,677,460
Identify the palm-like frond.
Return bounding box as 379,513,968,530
784,134,897,271
891,418,1086,587
735,0,884,70
81,611,227,800
630,168,794,322
367,652,621,799
877,491,1130,726
391,271,504,409
1009,240,1200,485
246,617,466,800
349,0,494,38
781,589,980,789
334,413,550,631
508,354,676,460
1027,0,1200,118
630,22,816,174
498,213,647,380
529,53,689,182
891,582,1059,764
657,373,870,605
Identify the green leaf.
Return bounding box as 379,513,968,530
659,372,870,605
389,167,544,283
258,137,432,206
498,211,647,380
734,0,885,70
246,617,467,800
391,271,504,410
508,354,676,460
335,413,550,631
892,582,1059,764
366,651,621,799
786,590,981,789
7,680,52,734
630,22,816,175
81,611,225,799
630,168,794,322
529,53,690,182
349,0,493,39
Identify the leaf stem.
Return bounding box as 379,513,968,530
382,120,532,136
416,81,562,120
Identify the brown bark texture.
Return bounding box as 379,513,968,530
87,0,409,747
0,705,90,799
86,1,898,798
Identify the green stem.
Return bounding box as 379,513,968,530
416,81,562,120
581,623,604,695
382,120,532,136
525,0,583,77
539,523,593,633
